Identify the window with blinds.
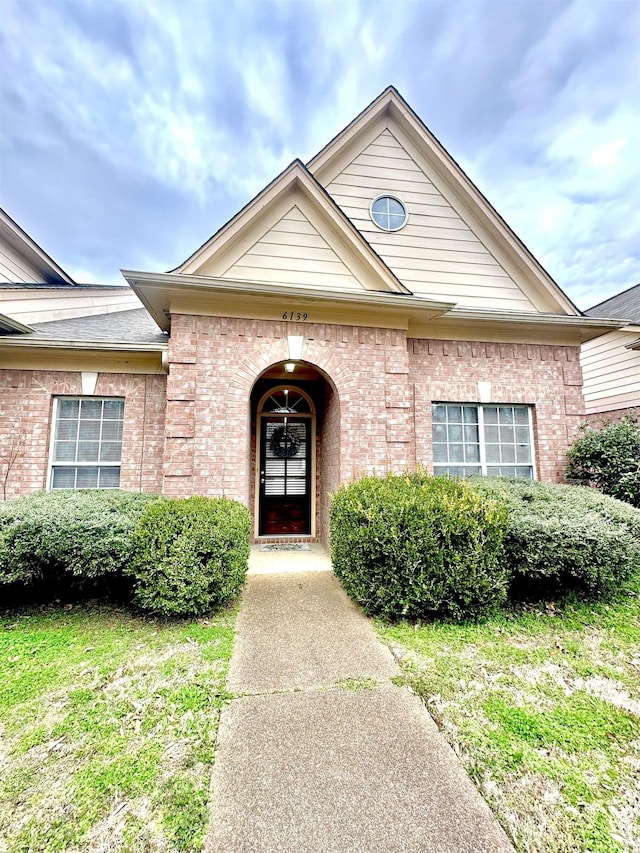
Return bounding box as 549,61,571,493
49,397,124,489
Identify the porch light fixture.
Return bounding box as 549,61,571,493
287,335,304,361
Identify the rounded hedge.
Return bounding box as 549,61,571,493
471,477,640,597
330,473,509,621
129,496,251,617
0,490,157,592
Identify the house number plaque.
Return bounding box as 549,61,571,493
282,311,308,321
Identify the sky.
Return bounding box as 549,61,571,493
0,0,638,310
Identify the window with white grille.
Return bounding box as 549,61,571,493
432,403,535,479
49,398,124,489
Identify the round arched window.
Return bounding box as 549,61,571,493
370,195,407,231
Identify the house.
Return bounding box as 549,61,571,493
0,87,624,543
581,283,640,422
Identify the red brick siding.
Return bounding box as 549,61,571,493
409,339,584,482
0,370,166,499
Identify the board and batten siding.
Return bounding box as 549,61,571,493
580,328,640,413
324,129,538,311
220,205,362,290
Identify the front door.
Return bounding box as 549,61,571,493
259,416,311,535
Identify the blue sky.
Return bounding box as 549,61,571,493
1,0,638,309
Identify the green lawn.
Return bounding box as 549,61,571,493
378,578,640,853
0,604,236,853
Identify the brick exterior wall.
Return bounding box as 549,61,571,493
1,315,587,544
409,339,584,483
0,370,166,499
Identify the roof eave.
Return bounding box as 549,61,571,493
0,312,34,334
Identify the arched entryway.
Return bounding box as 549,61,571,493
250,361,339,543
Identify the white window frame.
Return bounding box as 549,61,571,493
47,396,125,490
431,403,537,480
369,194,408,231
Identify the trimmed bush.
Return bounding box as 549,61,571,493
471,478,640,597
129,496,250,617
0,490,157,593
566,414,640,508
330,473,509,621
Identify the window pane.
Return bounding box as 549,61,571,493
514,466,533,480
463,407,478,424
464,424,479,443
516,444,531,463
485,444,500,463
501,444,516,463
388,214,404,229
80,400,102,419
433,423,447,442
449,424,463,443
514,407,529,425
464,442,480,463
516,426,530,444
484,407,498,424
55,420,77,441
449,443,464,463
76,467,99,488
500,426,515,443
484,425,499,444
103,400,124,419
98,467,121,488
51,467,76,488
101,420,123,441
448,406,462,423
58,399,79,419
433,443,448,462
388,198,405,215
100,442,122,462
78,420,101,441
432,405,447,424
372,198,386,214
78,441,99,462
499,407,514,424
54,441,77,462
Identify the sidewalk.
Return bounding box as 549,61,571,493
206,548,515,853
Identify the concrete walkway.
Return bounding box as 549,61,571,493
206,547,515,853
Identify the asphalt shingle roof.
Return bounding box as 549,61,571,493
26,308,167,344
585,283,640,325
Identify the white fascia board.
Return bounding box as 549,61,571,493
0,337,167,352
447,307,626,332
122,269,456,330
0,312,34,333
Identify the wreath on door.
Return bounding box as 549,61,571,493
270,425,299,458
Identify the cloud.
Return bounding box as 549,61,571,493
0,0,637,307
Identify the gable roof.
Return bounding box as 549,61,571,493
308,86,581,317
173,159,409,294
585,283,640,325
0,206,76,285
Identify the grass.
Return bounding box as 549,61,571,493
0,603,236,853
378,577,640,853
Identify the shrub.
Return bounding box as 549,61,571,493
566,414,640,508
330,473,509,621
0,490,157,593
130,496,250,617
471,478,640,598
